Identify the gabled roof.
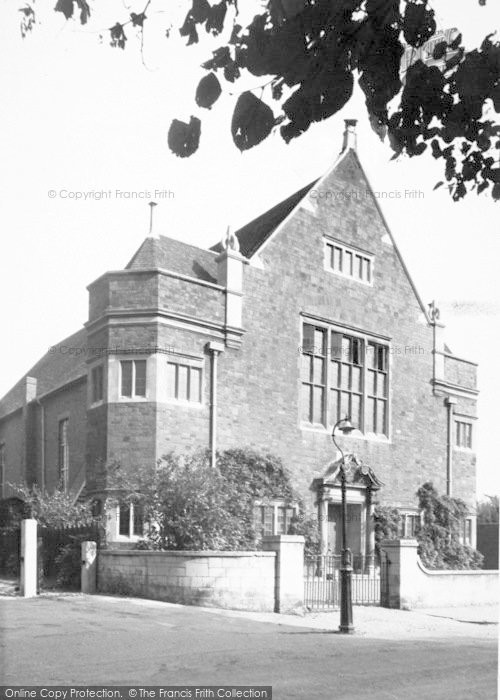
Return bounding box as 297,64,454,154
126,235,218,283
0,328,88,420
211,180,318,258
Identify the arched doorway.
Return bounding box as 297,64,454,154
313,454,383,564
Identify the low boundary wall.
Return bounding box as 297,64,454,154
380,538,499,609
98,549,276,611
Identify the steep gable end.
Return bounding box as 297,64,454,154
240,148,429,320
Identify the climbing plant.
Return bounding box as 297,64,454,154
416,481,483,569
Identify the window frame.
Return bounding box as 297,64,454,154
454,418,473,451
116,502,145,541
165,356,204,407
253,500,298,538
458,517,473,546
398,510,421,538
119,358,148,400
0,443,5,499
90,363,105,405
324,237,374,286
58,417,69,492
300,319,390,439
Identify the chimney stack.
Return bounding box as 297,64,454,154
147,201,159,239
342,119,358,153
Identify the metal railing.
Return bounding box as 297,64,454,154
304,553,381,610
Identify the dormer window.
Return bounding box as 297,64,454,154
325,239,373,284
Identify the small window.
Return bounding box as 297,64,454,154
325,239,373,284
120,360,147,398
91,365,104,403
464,518,472,546
118,502,144,538
399,513,420,538
253,501,295,539
0,443,5,499
58,419,69,491
118,503,130,536
455,420,472,449
166,362,202,403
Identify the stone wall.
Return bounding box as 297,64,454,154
380,538,498,609
98,549,276,611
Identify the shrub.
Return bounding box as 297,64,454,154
373,506,401,556
288,513,321,556
112,448,299,551
54,538,84,590
417,482,484,570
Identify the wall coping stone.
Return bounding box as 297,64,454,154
417,558,499,576
380,538,418,548
100,549,276,558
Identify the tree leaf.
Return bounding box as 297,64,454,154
231,91,275,151
168,117,201,157
433,181,444,190
403,2,436,48
179,15,198,45
75,0,90,24
432,41,448,60
130,12,146,28
195,73,222,109
54,0,74,20
110,23,127,49
206,1,227,35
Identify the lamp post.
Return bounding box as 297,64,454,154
332,416,356,634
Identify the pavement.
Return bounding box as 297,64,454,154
0,582,498,699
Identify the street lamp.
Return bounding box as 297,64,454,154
332,416,356,634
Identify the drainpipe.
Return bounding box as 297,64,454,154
34,399,45,490
207,341,225,468
445,396,457,497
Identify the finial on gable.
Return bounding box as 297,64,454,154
341,119,358,153
221,225,240,253
428,300,441,323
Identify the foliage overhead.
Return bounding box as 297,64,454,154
416,481,483,570
21,0,500,201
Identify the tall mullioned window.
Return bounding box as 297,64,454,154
58,419,69,491
166,362,202,403
455,420,472,449
301,322,389,436
120,360,147,398
0,443,5,499
253,502,295,538
118,502,144,538
90,364,104,403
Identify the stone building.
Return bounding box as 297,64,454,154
0,122,478,554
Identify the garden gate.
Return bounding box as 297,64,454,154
304,553,386,610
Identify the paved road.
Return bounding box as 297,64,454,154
0,594,497,700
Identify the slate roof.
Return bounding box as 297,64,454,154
126,235,218,283
211,180,318,258
0,328,88,420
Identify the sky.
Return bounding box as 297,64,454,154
0,0,499,498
